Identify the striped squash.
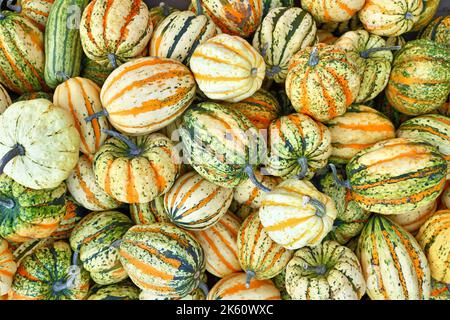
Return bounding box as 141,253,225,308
412,0,441,31
44,0,88,89
10,241,90,300
207,272,280,300
139,287,206,300
88,281,140,300
271,267,290,300
190,34,266,103
81,57,114,87
357,215,431,300
54,77,109,158
164,172,233,230
16,91,52,102
80,0,153,68
302,0,365,23
12,238,54,266
0,174,67,243
100,57,196,135
0,83,11,113
430,280,450,300
130,196,169,225
229,200,257,221
180,102,266,188
358,0,423,37
238,212,293,284
0,11,47,94
224,89,281,130
347,138,447,215
389,200,437,235
192,0,263,37
267,113,332,180
0,239,16,295
149,2,178,28
119,223,205,299
262,0,293,17
93,133,180,204
386,35,407,49
18,0,54,31
70,211,133,285
149,11,217,65
193,212,242,278
326,105,395,164
286,44,360,122
252,7,317,83
386,40,450,115
320,15,363,36
416,210,450,283
375,93,412,129
420,15,450,45
286,240,366,300
259,179,337,250
49,197,89,240
316,29,338,44
335,30,395,103
233,173,280,209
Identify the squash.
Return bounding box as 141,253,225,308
16,91,52,102
334,30,396,103
80,0,153,68
316,30,338,44
267,113,332,180
412,0,441,31
326,105,395,164
18,0,54,31
81,57,114,87
430,280,450,300
139,287,206,300
93,131,180,204
357,215,431,300
130,196,169,225
442,185,450,209
386,40,450,115
238,212,293,286
252,7,317,83
420,15,450,45
285,44,360,122
70,211,133,285
0,239,16,295
149,2,179,28
11,238,54,266
10,240,90,300
358,0,423,37
233,173,280,209
320,14,363,36
375,93,412,129
389,200,437,235
416,210,450,283
0,99,80,190
193,211,242,278
286,240,365,300
88,281,140,300
207,272,281,300
49,197,89,240
190,34,266,103
259,179,337,250
302,0,364,23
386,35,407,50
271,267,290,300
119,223,206,299
262,0,293,18
229,200,257,221
0,83,11,113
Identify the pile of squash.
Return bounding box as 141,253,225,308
0,0,449,301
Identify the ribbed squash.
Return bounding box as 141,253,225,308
347,138,447,215
252,7,317,83
207,272,281,300
80,57,114,87
286,44,360,122
229,200,257,221
49,197,89,240
79,0,153,68
149,2,179,28
334,30,395,103
93,132,180,204
0,239,16,295
386,40,450,115
326,105,395,164
412,0,441,31
119,223,206,299
10,241,90,300
375,93,412,129
190,34,265,102
15,91,52,102
0,83,11,113
420,15,450,45
267,113,332,180
70,211,133,285
233,173,280,209
18,0,54,31
320,14,363,36
316,30,338,44
358,0,423,36
302,0,364,23
390,200,437,235
386,35,407,49
271,267,290,300
430,280,450,300
262,0,293,17
357,215,431,300
163,171,233,230
416,210,450,283
286,240,366,300
259,179,337,250
193,212,242,278
11,238,54,266
88,281,140,300
130,196,169,225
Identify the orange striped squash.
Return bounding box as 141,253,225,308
302,0,365,23
412,0,440,31
164,172,233,230
18,0,55,31
430,280,450,300
0,239,16,296
207,272,281,300
100,57,196,135
190,34,266,103
130,197,170,225
229,200,257,221
233,172,281,209
389,200,437,235
0,83,11,114
54,77,109,158
193,212,242,278
149,2,179,28
48,197,89,240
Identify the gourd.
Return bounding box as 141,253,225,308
233,173,280,209
442,185,450,209
430,280,450,300
130,196,169,225
412,0,441,31
0,238,16,295
0,83,11,113
389,200,437,235
16,91,52,102
271,268,291,300
80,57,114,87
316,30,337,44
375,93,411,129
18,0,55,31
320,14,363,36
419,15,450,45
262,0,294,18
301,0,365,23
88,281,140,300
149,2,179,28
49,197,89,240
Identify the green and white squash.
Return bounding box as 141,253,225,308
130,196,169,225
419,15,450,46
15,91,52,102
88,281,140,300
262,0,293,18
0,83,11,113
233,173,280,209
81,57,114,87
0,238,16,295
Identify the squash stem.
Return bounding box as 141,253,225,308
108,53,119,69
110,239,122,249
102,129,142,156
328,163,352,189
266,65,281,78
159,2,170,17
56,71,70,81
313,265,327,276
53,265,81,293
0,144,25,175
85,108,108,122
308,46,319,67
404,12,413,20
245,270,256,289
0,196,14,209
296,157,308,180
195,0,203,15
359,46,401,59
6,0,21,12
308,198,326,218
198,281,209,296
244,165,271,192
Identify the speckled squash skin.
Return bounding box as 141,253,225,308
271,267,291,300
88,281,140,300
301,0,364,23
267,113,332,179
286,44,360,122
262,0,294,17
389,200,437,235
48,197,89,240
0,239,16,295
326,105,395,164
193,211,242,278
252,7,317,83
10,241,90,300
81,57,114,87
149,2,178,28
386,40,450,115
286,240,366,300
15,91,53,102
119,223,205,299
420,15,450,45
259,179,337,250
411,0,441,31
358,0,423,37
320,14,363,36
357,215,431,300
375,93,412,129
207,272,281,300
416,210,450,283
139,286,206,300
93,133,180,204
347,138,447,215
0,83,11,114
233,173,280,209
229,200,257,220
18,0,55,31
430,280,450,300
130,196,169,225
